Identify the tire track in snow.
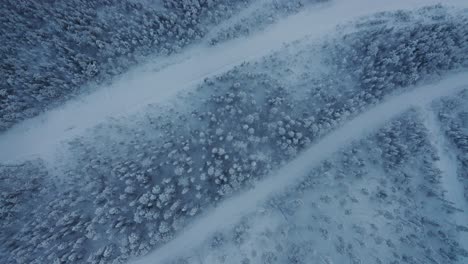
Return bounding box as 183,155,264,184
421,106,468,262
1,0,467,163
130,73,468,264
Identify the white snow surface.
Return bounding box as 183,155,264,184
1,0,468,163
130,73,468,264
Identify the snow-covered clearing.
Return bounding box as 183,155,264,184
1,0,467,163
130,73,468,264
422,106,468,263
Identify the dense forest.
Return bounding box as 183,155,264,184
1,2,468,264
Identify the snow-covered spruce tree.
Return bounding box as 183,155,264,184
327,6,468,102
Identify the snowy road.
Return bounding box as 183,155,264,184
130,73,468,264
1,0,467,163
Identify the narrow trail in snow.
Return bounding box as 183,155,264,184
1,0,467,163
130,73,468,264
421,107,468,262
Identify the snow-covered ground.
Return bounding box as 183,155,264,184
131,73,468,264
1,0,467,163
423,107,468,263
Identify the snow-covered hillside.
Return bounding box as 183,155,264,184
1,1,468,264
